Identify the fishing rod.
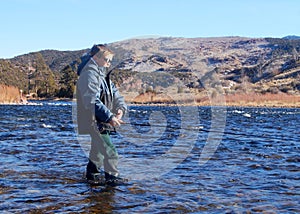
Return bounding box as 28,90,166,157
122,122,287,142
123,122,203,131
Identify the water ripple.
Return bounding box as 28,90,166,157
0,103,299,213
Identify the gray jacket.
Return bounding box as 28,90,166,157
76,58,127,134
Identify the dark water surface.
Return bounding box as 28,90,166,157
0,101,299,213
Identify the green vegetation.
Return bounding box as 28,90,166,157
266,37,300,57
0,59,27,90
57,65,78,98
110,68,137,87
0,53,76,98
28,53,58,97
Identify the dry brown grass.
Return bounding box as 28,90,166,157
0,84,21,104
125,91,300,108
224,93,300,107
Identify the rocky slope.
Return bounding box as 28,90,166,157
0,36,299,102
110,37,300,95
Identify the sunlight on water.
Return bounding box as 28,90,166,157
0,102,299,213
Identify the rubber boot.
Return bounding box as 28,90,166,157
105,172,128,186
86,160,100,181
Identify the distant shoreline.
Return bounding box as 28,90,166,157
1,95,299,108
0,102,299,108
123,92,300,108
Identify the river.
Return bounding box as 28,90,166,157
0,101,299,213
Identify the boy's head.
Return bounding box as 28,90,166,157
90,44,114,67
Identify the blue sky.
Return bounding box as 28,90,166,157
1,0,300,58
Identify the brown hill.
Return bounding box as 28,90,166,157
0,36,299,105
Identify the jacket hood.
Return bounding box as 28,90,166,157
77,53,91,76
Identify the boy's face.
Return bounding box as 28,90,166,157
93,52,113,68
104,54,113,67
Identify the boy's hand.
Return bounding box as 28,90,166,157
109,116,124,127
115,109,123,120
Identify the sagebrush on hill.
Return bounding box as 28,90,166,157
0,36,299,101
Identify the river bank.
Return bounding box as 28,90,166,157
1,92,299,108
124,91,300,108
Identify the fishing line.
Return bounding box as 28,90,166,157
123,122,203,131
122,122,289,142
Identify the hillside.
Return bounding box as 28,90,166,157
0,36,299,105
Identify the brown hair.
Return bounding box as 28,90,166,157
90,44,114,57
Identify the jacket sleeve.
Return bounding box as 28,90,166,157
77,64,113,123
111,81,127,114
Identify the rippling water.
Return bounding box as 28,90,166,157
0,101,299,213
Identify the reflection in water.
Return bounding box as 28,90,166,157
0,102,299,213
